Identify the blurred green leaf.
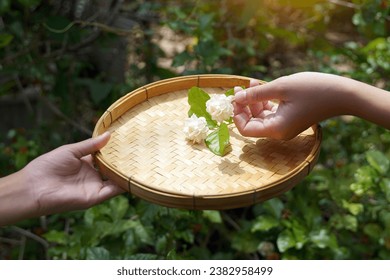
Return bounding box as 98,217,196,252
232,230,259,254
109,196,129,220
172,51,193,67
330,214,358,232
277,230,295,253
366,150,390,175
77,78,113,105
363,223,382,240
309,229,338,249
202,210,222,224
290,220,308,249
380,178,390,202
86,247,110,260
263,198,284,219
379,211,390,229
44,230,68,245
198,14,214,34
0,33,14,48
342,200,364,216
350,166,377,196
127,253,159,260
252,215,280,232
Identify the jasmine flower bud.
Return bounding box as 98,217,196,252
206,94,234,123
183,114,209,143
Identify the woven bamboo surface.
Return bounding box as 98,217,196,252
93,74,322,210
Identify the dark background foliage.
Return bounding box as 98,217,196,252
1,0,390,259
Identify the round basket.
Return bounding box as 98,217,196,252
93,74,321,210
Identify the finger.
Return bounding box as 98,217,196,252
233,110,251,136
249,79,260,87
70,131,111,159
233,98,255,119
233,86,252,116
236,117,274,138
234,85,262,117
234,86,244,94
97,181,126,202
248,79,264,116
235,82,281,105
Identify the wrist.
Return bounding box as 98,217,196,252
341,77,390,129
0,167,39,226
322,74,359,117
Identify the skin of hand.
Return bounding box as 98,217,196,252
0,132,124,226
233,72,390,140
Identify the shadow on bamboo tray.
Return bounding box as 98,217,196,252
92,74,322,210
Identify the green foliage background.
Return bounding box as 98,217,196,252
1,0,390,259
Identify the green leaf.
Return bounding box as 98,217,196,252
77,78,113,105
205,123,230,156
44,230,67,245
224,88,235,97
86,247,110,260
232,229,259,254
155,235,168,254
263,198,284,219
342,200,364,216
363,223,382,240
276,230,296,253
251,215,279,232
380,178,390,202
166,249,178,260
109,195,129,220
0,33,13,48
330,214,358,232
366,150,389,175
290,220,308,249
126,253,159,260
198,14,214,31
202,210,222,224
350,166,376,195
309,229,337,249
188,87,217,128
172,51,192,67
379,211,390,229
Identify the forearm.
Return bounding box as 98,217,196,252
345,79,390,129
0,169,38,226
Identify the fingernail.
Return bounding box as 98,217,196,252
235,89,246,97
234,86,243,93
234,90,247,104
99,131,111,139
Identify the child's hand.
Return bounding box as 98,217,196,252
233,72,355,139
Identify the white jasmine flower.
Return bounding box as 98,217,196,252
184,114,209,143
206,94,234,123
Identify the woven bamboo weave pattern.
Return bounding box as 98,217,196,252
93,75,321,209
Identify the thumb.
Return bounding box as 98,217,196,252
235,81,282,105
69,131,111,159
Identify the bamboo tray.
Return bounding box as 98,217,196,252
93,74,321,210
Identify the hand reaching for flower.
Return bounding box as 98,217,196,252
233,72,390,140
